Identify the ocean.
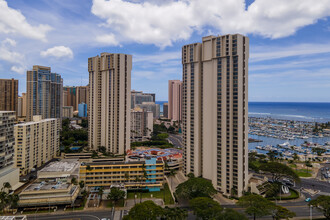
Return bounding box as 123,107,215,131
157,101,330,123
157,101,330,151
249,102,330,123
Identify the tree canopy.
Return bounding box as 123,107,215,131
123,200,164,220
189,197,223,219
310,195,330,219
190,197,247,220
271,205,296,220
175,177,217,200
259,162,300,183
161,207,188,220
107,187,126,205
237,194,275,220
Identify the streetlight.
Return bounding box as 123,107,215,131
310,205,313,220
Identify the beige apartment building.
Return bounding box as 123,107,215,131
168,80,182,122
0,111,19,188
0,78,18,113
62,106,74,118
14,115,60,175
18,93,27,118
131,107,153,142
88,53,131,154
76,85,89,109
26,65,63,121
182,34,249,197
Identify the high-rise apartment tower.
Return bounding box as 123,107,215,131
0,79,18,112
182,34,249,197
168,80,182,122
88,53,131,154
26,66,63,121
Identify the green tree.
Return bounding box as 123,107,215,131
259,162,300,183
79,180,85,189
71,177,78,185
237,194,275,220
107,187,125,205
123,200,163,220
267,150,278,161
217,208,248,220
310,195,330,219
312,147,326,156
271,205,296,220
190,197,223,219
175,177,217,200
162,207,188,220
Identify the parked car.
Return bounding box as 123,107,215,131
305,198,311,202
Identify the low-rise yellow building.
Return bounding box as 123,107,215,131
80,158,164,191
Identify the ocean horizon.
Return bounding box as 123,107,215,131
156,101,330,122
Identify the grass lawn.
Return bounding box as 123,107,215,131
271,189,299,200
295,169,312,177
127,183,174,205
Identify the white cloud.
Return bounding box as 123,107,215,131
91,0,330,47
0,38,26,74
11,65,25,74
0,0,51,41
96,34,120,46
251,43,330,62
41,46,74,59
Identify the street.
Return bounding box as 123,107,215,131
168,134,182,148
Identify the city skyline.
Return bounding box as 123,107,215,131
0,0,329,102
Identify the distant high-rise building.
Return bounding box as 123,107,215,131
0,111,19,188
63,86,77,111
14,115,59,175
182,34,249,197
76,85,89,109
168,80,182,122
78,102,88,117
17,93,27,118
163,103,168,118
62,106,74,118
131,90,155,109
26,66,63,121
88,53,131,154
0,78,18,113
137,102,160,119
130,107,153,142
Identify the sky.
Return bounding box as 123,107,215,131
0,0,330,102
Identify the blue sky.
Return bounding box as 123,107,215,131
0,0,330,102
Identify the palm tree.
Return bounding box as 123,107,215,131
98,186,104,202
134,176,140,205
168,169,177,190
2,182,11,192
79,180,85,189
124,171,130,183
71,177,78,185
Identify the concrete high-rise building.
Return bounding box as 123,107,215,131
130,107,153,142
26,66,63,121
63,87,77,111
0,111,19,188
14,115,60,175
168,80,182,122
76,86,89,109
182,34,249,197
78,103,88,117
88,53,131,154
131,90,155,109
0,78,18,113
163,103,168,118
17,93,27,118
62,106,74,118
137,102,160,119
